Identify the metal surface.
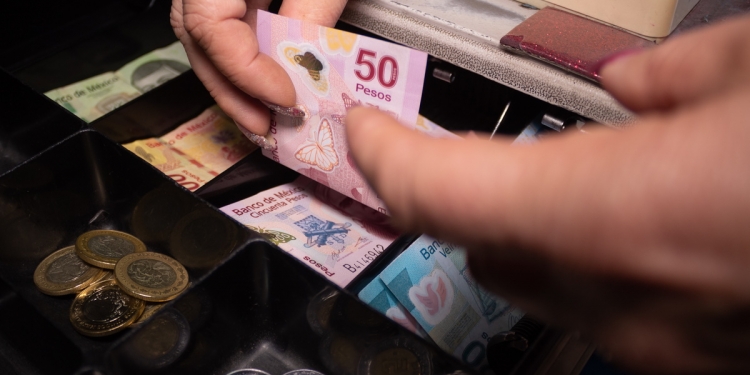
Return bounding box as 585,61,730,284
541,113,566,132
341,0,634,126
490,101,512,139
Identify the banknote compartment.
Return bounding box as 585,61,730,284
0,129,256,373
87,70,300,206
0,69,86,177
89,71,214,144
107,241,472,375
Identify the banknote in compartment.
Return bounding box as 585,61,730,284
379,235,524,372
222,176,396,287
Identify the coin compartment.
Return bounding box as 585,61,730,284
0,129,257,372
106,241,470,375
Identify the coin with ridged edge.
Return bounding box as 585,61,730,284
70,279,145,337
225,369,272,375
76,230,146,269
115,252,189,302
358,336,432,375
34,246,106,296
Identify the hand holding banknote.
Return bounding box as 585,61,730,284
346,15,750,374
170,0,347,135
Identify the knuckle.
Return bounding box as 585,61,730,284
169,4,185,38
184,17,215,51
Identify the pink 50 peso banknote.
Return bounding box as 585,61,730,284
257,10,428,214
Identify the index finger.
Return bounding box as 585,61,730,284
600,14,750,112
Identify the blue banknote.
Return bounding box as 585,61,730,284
379,235,524,373
358,277,430,339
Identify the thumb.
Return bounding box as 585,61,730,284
344,105,740,286
279,0,348,27
600,14,750,113
345,107,565,251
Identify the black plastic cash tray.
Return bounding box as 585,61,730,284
0,130,466,374
0,0,598,372
0,70,86,176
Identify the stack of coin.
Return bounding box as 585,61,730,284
33,229,191,337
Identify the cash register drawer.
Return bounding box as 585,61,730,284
0,0,594,374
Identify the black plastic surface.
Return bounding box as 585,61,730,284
6,0,176,90
0,69,85,176
107,242,469,375
89,71,214,144
0,1,577,372
0,130,254,372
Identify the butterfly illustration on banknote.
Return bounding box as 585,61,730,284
245,225,296,245
278,42,329,94
295,118,339,171
134,146,156,163
294,52,324,81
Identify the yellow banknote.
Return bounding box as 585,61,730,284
160,106,257,174
123,138,218,191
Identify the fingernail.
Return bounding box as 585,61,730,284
235,121,275,150
594,48,645,78
261,101,307,118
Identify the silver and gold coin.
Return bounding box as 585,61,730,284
226,370,271,375
70,279,145,337
114,252,189,302
33,246,105,296
119,308,191,371
169,208,238,269
358,336,431,375
320,334,363,375
76,230,146,269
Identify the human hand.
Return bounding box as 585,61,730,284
171,0,347,138
346,15,750,374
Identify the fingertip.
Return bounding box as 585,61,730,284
599,49,643,91
599,49,655,111
228,99,271,135
345,107,392,146
598,49,644,78
252,54,297,107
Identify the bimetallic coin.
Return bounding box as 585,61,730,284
226,370,272,375
132,185,193,245
115,252,189,302
70,279,145,337
119,308,191,370
76,230,146,269
306,287,340,336
169,208,238,269
320,334,364,375
282,370,326,375
358,336,432,375
34,246,105,296
172,286,212,331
